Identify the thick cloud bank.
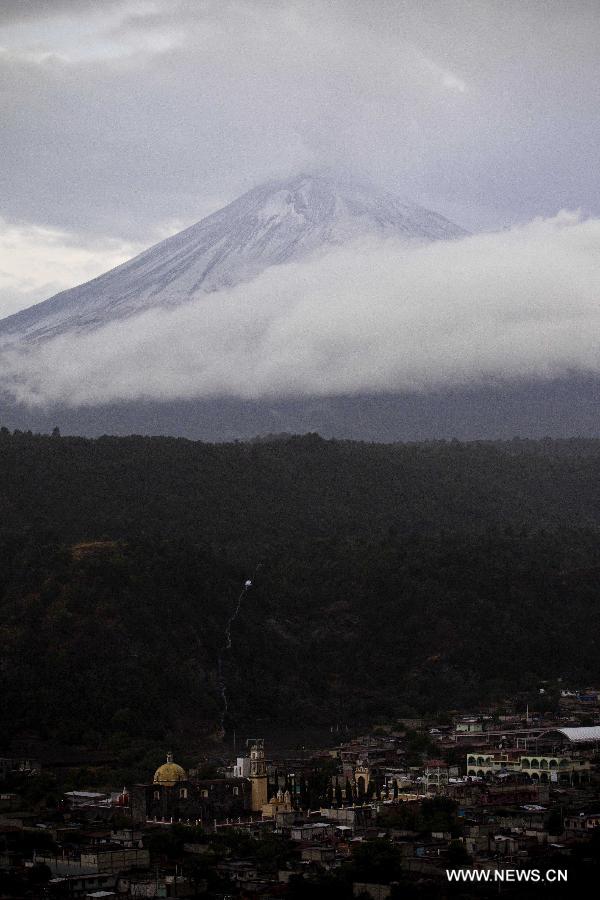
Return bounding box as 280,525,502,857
1,212,599,407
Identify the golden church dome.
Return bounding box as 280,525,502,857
153,752,187,786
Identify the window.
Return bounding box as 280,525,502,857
153,790,160,800
233,786,239,796
179,788,188,799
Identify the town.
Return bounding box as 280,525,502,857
2,684,600,898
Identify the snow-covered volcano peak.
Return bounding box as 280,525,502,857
0,173,466,342
226,171,464,242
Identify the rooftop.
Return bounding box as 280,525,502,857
550,727,600,743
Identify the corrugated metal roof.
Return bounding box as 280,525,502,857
555,726,600,742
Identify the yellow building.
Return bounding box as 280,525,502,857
248,739,268,812
262,788,293,818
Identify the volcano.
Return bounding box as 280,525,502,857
0,173,465,343
2,175,596,442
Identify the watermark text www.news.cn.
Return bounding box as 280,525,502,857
446,869,567,884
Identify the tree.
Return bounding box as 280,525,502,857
350,838,403,882
447,840,471,866
345,779,354,804
27,863,52,889
546,809,564,836
335,779,343,806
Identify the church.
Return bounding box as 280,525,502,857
131,751,251,824
130,740,272,825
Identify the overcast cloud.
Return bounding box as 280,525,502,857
1,1,600,319
2,212,600,406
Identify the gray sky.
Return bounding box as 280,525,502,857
1,0,600,317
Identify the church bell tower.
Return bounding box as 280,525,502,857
248,738,268,812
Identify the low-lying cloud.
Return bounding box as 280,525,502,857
2,212,600,407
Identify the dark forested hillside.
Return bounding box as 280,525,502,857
2,429,600,546
2,428,600,749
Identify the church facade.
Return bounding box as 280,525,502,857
130,752,252,824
